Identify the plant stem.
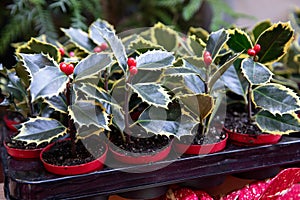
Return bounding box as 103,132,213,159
103,69,109,92
123,74,134,142
247,83,252,121
66,80,76,157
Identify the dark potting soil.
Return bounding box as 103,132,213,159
5,138,48,150
110,132,172,156
178,129,226,145
42,137,106,166
224,104,263,135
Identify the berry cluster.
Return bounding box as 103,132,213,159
203,51,212,66
247,44,261,57
94,43,109,53
59,62,74,76
127,57,138,75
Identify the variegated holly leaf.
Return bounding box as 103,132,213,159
184,74,206,94
89,20,107,46
182,57,207,80
62,27,96,52
221,63,248,98
253,83,300,115
6,71,27,101
16,38,60,61
227,28,252,53
151,22,179,52
205,29,229,62
175,114,198,137
188,26,209,42
256,111,300,135
186,35,204,57
136,50,175,71
241,58,273,85
19,53,56,77
29,66,68,102
69,100,110,130
252,20,272,42
91,19,127,73
44,94,68,114
208,52,242,91
128,36,164,52
256,22,294,65
129,83,171,109
179,93,214,122
77,124,105,140
13,117,67,145
138,106,180,136
73,53,113,82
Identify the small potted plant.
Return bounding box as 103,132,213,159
223,21,300,146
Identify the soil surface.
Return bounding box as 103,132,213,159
224,103,263,135
5,137,48,150
42,136,106,166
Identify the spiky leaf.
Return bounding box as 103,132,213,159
6,72,27,101
69,100,110,130
256,111,300,134
89,20,106,46
73,53,113,82
252,20,272,42
44,95,68,114
256,22,294,64
151,22,178,52
188,26,209,42
227,28,252,53
136,50,175,70
92,19,127,72
129,83,171,108
205,29,229,61
241,58,273,85
186,35,204,57
16,38,60,61
129,36,164,52
179,94,214,122
184,74,206,94
13,117,67,145
29,67,68,102
62,27,96,52
253,83,300,115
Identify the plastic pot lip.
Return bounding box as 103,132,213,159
109,139,173,164
3,114,21,132
174,133,228,155
3,140,43,159
40,138,108,169
223,127,282,145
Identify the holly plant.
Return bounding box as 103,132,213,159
224,21,300,135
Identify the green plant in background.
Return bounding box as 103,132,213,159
224,21,300,135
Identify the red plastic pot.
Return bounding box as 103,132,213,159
223,127,282,146
174,134,228,155
3,113,23,132
109,141,173,164
40,140,108,175
4,141,43,159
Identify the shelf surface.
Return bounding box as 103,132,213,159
1,126,300,200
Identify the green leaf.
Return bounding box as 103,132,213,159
19,53,56,76
62,27,96,53
175,114,198,137
128,36,164,52
252,20,272,42
253,83,300,115
256,22,294,64
13,117,67,145
151,22,179,52
138,106,179,136
88,20,106,46
208,52,242,91
186,35,205,57
221,64,248,97
73,53,113,82
129,83,171,109
136,50,175,70
6,72,27,101
182,57,207,80
188,26,209,42
184,74,205,94
16,38,60,61
179,93,214,122
29,66,68,102
241,58,273,85
205,29,229,61
91,20,127,73
256,111,300,134
44,95,68,114
69,100,110,130
227,28,252,53
182,0,202,21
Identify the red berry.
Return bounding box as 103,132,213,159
253,44,261,54
94,46,102,53
59,62,74,76
59,47,65,56
69,51,75,57
204,55,212,66
247,48,256,56
100,42,108,51
203,50,211,58
127,57,137,67
129,66,138,75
